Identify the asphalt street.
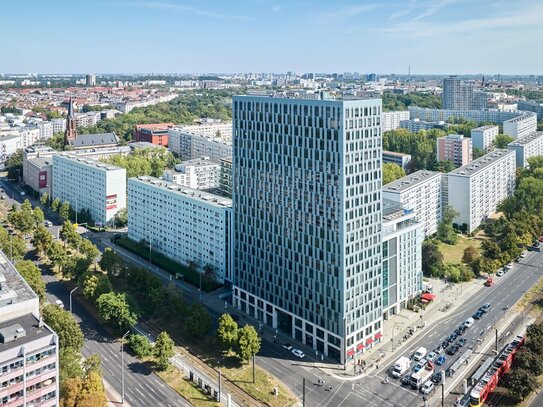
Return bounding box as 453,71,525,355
1,178,190,407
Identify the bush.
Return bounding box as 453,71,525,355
128,334,153,358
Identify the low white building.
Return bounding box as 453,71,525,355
127,176,233,283
382,170,443,237
382,111,410,132
507,131,543,168
446,150,516,232
471,125,499,151
162,158,220,190
381,199,423,319
382,150,412,170
0,135,21,162
52,153,126,226
168,126,232,161
51,118,66,134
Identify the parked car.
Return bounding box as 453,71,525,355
497,270,504,277
457,338,467,347
520,251,528,258
413,347,427,361
55,299,64,308
421,381,434,395
484,277,494,286
426,352,437,362
431,371,443,384
435,355,446,366
401,375,411,386
473,310,484,319
413,359,428,373
464,318,475,328
44,220,53,227
539,236,543,243
447,345,459,356
480,303,491,313
282,343,293,351
292,349,305,359
505,263,514,270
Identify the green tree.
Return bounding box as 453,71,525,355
59,348,84,384
382,163,406,185
114,207,128,227
79,238,99,262
217,313,239,351
15,260,46,303
462,246,479,264
98,248,125,278
80,272,112,299
42,303,84,351
422,241,444,277
0,228,27,260
6,149,23,181
515,348,543,375
437,205,460,245
40,192,49,206
32,224,53,255
526,324,543,355
60,220,81,248
59,201,71,221
128,334,153,358
504,368,538,401
494,134,514,149
33,206,45,226
46,240,68,271
51,197,61,212
154,331,174,370
186,303,212,338
237,325,261,362
472,147,485,159
96,292,137,332
433,160,455,173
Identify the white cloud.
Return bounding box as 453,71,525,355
318,4,380,23
120,1,251,20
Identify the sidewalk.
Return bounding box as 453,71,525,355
318,276,488,380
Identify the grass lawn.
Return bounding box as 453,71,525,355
157,368,221,407
439,235,483,264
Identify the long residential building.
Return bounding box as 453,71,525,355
233,95,383,363
382,170,443,237
168,126,232,161
399,119,447,132
127,176,233,283
381,200,423,320
409,107,537,139
446,149,516,232
507,131,543,168
517,100,543,117
471,125,499,151
52,153,126,226
382,111,410,132
0,250,59,407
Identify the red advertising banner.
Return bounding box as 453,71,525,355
38,171,47,188
106,194,117,211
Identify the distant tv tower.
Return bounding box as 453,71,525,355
408,65,411,78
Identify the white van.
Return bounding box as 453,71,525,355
391,356,411,378
413,347,427,361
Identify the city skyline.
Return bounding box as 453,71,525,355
2,0,543,74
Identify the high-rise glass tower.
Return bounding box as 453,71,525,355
232,95,383,362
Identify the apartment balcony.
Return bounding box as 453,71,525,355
25,370,56,389
25,382,56,405
0,367,24,386
0,381,24,402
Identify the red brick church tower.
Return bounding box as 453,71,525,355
64,97,77,146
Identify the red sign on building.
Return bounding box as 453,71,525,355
106,194,117,211
38,171,47,188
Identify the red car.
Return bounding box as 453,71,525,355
485,277,494,287
539,236,543,242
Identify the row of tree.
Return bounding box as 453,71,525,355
102,147,177,178
503,323,543,401
217,314,261,362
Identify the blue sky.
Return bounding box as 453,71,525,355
1,0,542,74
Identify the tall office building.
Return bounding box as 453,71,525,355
232,95,383,363
85,74,96,86
436,134,472,167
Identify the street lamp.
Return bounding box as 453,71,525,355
121,330,130,404
69,287,78,314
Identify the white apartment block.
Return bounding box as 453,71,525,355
383,170,443,237
162,158,221,190
446,150,516,233
233,96,383,363
399,119,447,132
382,150,412,170
51,118,66,134
382,199,423,319
471,125,499,151
409,107,537,139
127,176,233,283
182,122,232,139
507,131,543,168
27,121,53,141
52,153,126,226
18,126,40,148
168,127,232,162
0,135,21,161
382,111,410,132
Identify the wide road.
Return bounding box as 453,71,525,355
1,178,191,407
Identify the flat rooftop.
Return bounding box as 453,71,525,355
0,314,53,353
130,176,232,208
382,170,441,193
55,153,125,173
0,251,37,309
29,157,53,168
448,149,514,177
382,150,411,158
472,125,498,132
507,131,543,147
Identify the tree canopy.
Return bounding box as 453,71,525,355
42,304,84,352
382,163,406,185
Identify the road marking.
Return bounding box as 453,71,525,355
338,391,380,407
